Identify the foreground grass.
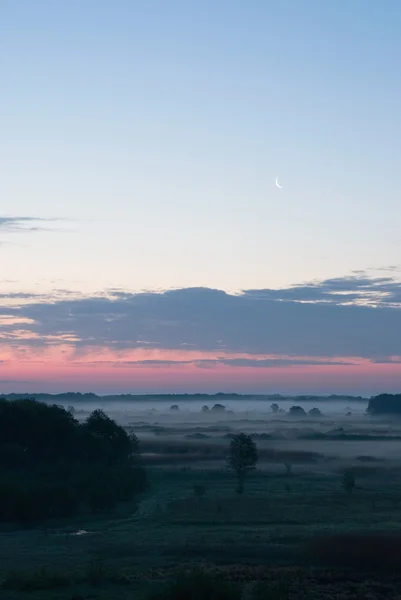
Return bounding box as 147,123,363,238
3,461,401,597
2,564,401,599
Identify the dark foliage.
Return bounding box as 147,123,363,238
212,403,226,412
367,394,401,415
0,399,147,524
289,405,306,416
227,432,258,494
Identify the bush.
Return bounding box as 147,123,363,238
308,407,322,417
211,403,226,412
289,406,306,417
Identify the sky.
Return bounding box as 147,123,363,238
1,0,401,395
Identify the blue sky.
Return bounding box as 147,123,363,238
1,1,401,393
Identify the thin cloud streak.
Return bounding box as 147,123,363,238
67,357,355,368
0,216,73,234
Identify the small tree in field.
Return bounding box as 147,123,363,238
342,470,356,494
227,433,258,494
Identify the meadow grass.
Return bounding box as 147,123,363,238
2,457,401,598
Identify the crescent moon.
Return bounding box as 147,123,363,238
275,177,282,189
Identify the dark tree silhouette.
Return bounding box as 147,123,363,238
0,399,147,524
367,394,401,415
289,405,307,417
309,407,322,417
211,403,226,412
227,432,258,494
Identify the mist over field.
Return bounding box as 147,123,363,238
70,397,368,417
55,396,401,465
3,392,401,599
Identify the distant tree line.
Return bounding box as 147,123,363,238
0,398,147,524
0,392,366,402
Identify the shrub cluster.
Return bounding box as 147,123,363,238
0,398,147,523
367,393,401,415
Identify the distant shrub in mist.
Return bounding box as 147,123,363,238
211,403,226,412
308,407,322,417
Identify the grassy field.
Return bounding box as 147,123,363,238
3,453,401,599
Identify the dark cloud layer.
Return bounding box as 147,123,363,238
82,358,353,368
2,274,401,360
